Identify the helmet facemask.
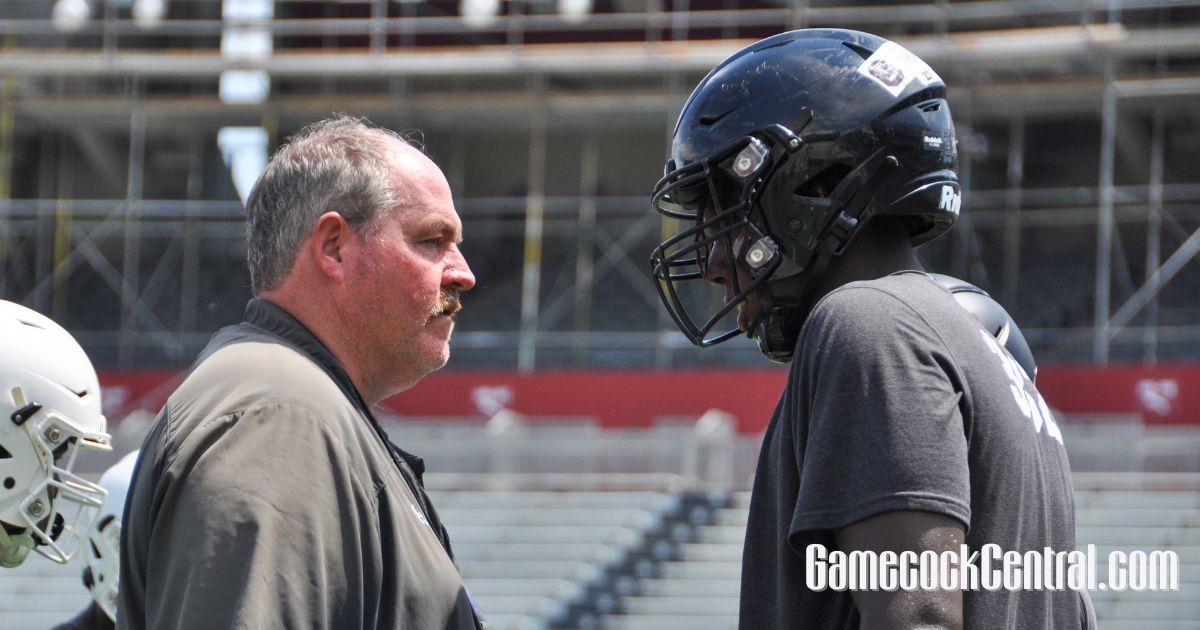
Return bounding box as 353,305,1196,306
650,125,900,362
1,396,110,566
86,514,121,621
650,133,792,352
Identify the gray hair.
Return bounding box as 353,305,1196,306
244,115,422,294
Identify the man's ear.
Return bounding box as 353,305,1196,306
311,211,354,284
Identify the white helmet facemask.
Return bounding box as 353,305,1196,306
0,301,112,567
85,449,139,621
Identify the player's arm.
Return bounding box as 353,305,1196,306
836,511,965,630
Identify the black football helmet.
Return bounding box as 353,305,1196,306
649,29,961,362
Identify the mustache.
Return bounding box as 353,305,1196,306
435,291,462,318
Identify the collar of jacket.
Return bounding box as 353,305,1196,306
241,298,430,478
240,298,462,559
241,298,477,625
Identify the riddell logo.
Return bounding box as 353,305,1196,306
938,185,961,216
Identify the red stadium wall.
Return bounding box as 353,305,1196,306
1034,364,1200,425
98,364,1200,432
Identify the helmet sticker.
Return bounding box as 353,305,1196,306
856,41,941,97
938,184,962,216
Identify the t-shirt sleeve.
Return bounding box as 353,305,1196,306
788,285,971,544
143,404,380,630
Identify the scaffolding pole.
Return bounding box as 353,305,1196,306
1093,61,1117,363
34,133,55,312
572,136,599,365
52,153,72,319
1003,116,1024,309
1108,228,1200,338
656,72,686,368
518,74,547,373
180,129,204,335
952,94,974,281
119,81,146,367
1143,106,1164,363
0,40,12,297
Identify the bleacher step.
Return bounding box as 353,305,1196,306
600,613,738,630
620,595,738,615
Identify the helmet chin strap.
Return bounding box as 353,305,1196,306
747,236,839,363
745,154,896,362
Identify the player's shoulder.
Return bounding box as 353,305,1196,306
798,272,965,364
811,272,944,326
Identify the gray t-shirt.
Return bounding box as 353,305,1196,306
740,272,1085,629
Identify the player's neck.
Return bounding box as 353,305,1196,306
820,229,924,295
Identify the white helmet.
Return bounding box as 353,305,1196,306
0,300,112,567
84,449,138,622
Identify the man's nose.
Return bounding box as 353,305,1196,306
702,239,732,287
445,246,476,291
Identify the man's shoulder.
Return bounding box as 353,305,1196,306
159,327,355,443
190,336,334,397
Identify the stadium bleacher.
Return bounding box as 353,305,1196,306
1075,474,1200,629
7,417,1200,628
0,558,92,630
598,473,1200,630
2,469,1198,629
0,487,685,630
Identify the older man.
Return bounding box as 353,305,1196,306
119,116,480,629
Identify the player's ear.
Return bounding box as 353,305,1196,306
312,211,352,284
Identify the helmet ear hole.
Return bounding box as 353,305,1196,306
794,164,852,199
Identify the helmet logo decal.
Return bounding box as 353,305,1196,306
938,185,962,216
866,59,905,88
856,41,941,97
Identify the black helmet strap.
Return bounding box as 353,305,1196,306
747,147,897,361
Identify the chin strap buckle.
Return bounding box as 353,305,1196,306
828,212,859,248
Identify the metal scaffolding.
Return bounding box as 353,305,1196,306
0,0,1197,369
